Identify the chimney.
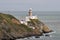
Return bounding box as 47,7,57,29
28,8,32,16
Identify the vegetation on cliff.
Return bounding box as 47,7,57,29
0,13,52,40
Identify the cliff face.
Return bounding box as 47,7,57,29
0,13,52,40
27,19,52,33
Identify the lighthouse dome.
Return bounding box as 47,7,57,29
29,8,32,11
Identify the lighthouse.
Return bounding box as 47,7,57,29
20,8,38,26
28,8,32,16
25,8,38,21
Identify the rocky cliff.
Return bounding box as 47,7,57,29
0,13,52,40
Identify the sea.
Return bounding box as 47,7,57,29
1,11,60,40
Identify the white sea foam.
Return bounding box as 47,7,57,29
16,39,23,40
40,36,44,39
49,35,52,37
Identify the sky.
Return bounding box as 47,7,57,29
0,0,60,11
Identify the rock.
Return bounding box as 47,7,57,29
35,36,40,38
42,25,52,33
0,13,52,40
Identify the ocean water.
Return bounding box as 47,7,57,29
2,11,60,40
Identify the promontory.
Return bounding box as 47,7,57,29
0,8,52,40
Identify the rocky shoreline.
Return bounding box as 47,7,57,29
1,30,53,40
16,32,53,40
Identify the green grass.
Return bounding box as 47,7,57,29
0,13,33,33
20,24,32,32
0,13,20,32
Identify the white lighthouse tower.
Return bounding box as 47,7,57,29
25,8,38,21
28,8,32,16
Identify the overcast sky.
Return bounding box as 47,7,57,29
0,0,60,11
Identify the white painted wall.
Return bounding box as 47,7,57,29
26,16,38,21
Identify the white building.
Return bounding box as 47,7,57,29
20,8,38,29
25,16,38,21
20,20,27,25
